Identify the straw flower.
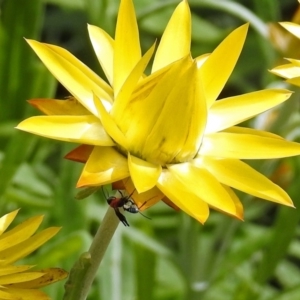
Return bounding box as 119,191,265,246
0,210,67,299
271,22,300,86
17,0,300,223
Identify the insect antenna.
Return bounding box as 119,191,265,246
138,210,151,220
137,201,152,220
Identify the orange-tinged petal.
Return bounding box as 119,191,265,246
77,146,129,187
0,210,19,236
16,115,114,146
201,157,294,206
168,163,242,219
8,268,68,288
0,216,44,252
152,0,191,72
206,89,292,133
200,132,300,159
200,24,248,107
157,170,209,223
121,177,163,210
88,24,114,85
114,0,141,95
28,98,90,116
64,145,94,163
128,154,161,193
112,179,126,190
26,40,113,116
93,94,127,149
162,197,180,211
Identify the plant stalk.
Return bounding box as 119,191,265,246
63,207,119,300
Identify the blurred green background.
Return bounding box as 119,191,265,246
1,0,300,299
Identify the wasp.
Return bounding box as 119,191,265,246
106,190,150,226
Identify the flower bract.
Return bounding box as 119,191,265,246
0,210,67,299
17,0,300,224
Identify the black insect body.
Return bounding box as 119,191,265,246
106,190,150,226
123,198,139,214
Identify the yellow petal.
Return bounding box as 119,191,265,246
124,56,193,160
221,185,244,219
0,272,44,285
0,210,19,235
200,132,300,159
128,154,161,193
201,157,294,206
126,58,206,164
270,63,300,79
223,126,284,139
287,76,300,86
28,98,90,116
195,53,209,68
115,62,173,135
0,265,33,277
112,43,156,122
26,40,113,116
0,288,21,300
16,115,114,146
77,146,129,187
157,170,209,223
0,227,60,265
168,163,242,219
152,0,191,72
114,0,141,95
2,288,50,300
88,24,114,85
93,94,127,149
206,89,292,133
200,24,249,107
145,61,206,163
280,22,300,39
0,216,44,252
8,268,68,288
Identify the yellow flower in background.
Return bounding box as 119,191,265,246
0,210,67,299
17,0,300,223
271,22,300,86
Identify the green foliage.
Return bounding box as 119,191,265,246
1,0,300,299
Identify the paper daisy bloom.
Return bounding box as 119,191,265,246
17,0,300,223
0,210,67,299
271,22,300,86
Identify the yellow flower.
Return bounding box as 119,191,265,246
271,21,300,86
0,210,68,299
17,0,300,223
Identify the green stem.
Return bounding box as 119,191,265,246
137,0,268,39
63,207,119,300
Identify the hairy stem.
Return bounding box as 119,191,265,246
63,207,119,300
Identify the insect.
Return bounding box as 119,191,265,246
106,189,150,226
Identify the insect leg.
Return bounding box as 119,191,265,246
114,208,130,227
